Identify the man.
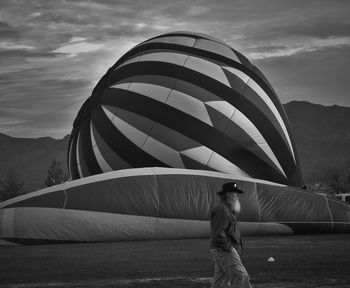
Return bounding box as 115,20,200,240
210,182,252,288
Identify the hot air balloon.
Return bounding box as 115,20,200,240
1,32,349,244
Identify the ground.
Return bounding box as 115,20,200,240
1,234,350,288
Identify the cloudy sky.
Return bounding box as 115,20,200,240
0,0,349,138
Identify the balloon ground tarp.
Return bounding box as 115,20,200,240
0,168,350,244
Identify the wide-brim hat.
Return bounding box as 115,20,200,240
217,182,244,194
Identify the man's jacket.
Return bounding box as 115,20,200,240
210,203,243,254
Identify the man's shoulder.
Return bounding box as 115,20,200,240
211,203,230,215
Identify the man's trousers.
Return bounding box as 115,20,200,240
210,247,252,288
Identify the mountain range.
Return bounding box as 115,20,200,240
0,101,349,193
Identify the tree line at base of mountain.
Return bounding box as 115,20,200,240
1,161,350,202
0,159,68,202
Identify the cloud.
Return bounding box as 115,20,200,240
0,71,92,137
53,41,104,56
249,36,350,59
0,41,35,50
28,12,42,18
0,21,21,40
69,36,87,43
0,0,349,138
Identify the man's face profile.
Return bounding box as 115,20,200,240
221,192,241,213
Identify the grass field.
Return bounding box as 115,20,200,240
1,234,350,288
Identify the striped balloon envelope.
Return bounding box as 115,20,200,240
68,31,304,187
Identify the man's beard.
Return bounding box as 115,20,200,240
232,199,241,214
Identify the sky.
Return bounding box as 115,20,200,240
0,0,349,139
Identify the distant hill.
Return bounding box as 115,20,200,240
284,101,350,183
0,101,349,192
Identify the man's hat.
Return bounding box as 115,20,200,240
217,182,244,195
